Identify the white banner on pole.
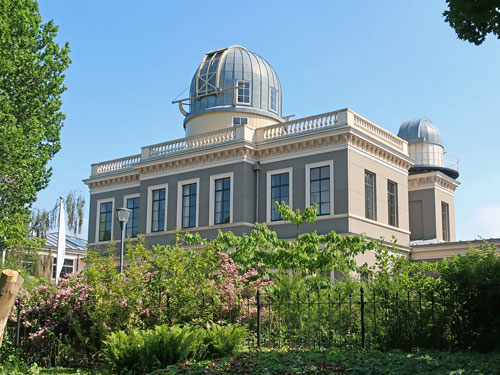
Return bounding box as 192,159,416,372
55,196,66,285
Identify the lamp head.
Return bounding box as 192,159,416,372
116,207,131,224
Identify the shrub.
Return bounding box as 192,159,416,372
13,238,270,365
102,324,247,374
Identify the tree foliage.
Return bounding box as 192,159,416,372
444,0,500,45
29,191,86,238
0,0,71,247
186,203,383,289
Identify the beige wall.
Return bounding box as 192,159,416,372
185,111,280,137
408,184,456,243
412,240,500,261
347,148,410,244
409,188,436,241
435,188,456,242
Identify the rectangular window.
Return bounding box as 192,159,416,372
442,202,450,241
387,180,398,227
126,196,140,238
182,183,197,228
270,87,278,112
310,166,330,216
214,177,231,224
151,188,166,232
365,171,376,220
98,201,113,241
53,258,74,279
271,172,289,221
232,117,248,127
236,80,250,104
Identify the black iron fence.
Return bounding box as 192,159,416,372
6,286,495,356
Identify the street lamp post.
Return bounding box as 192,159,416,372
115,207,131,273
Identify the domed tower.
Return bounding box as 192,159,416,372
398,118,458,179
178,46,283,137
398,118,460,243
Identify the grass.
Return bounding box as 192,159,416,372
149,349,500,375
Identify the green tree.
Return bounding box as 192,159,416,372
186,203,383,288
0,0,71,248
444,0,500,45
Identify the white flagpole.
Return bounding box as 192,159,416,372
55,196,66,285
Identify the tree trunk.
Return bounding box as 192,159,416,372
0,269,24,347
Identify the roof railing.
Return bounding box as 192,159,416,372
90,108,408,177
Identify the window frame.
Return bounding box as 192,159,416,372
177,178,200,229
387,180,398,227
52,258,74,279
364,170,377,221
441,201,450,242
266,167,293,223
232,116,249,127
209,172,234,226
123,193,140,238
235,80,251,105
305,161,334,216
269,87,278,113
146,184,168,234
95,198,114,243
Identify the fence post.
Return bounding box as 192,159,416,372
256,289,261,348
15,298,21,347
360,287,366,349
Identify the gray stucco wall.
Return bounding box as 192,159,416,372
88,186,140,244
88,149,349,247
257,149,348,222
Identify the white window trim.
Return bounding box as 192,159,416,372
364,170,377,221
232,116,249,127
209,172,234,226
235,80,251,105
305,160,334,216
146,184,168,234
266,167,293,223
123,193,140,236
387,180,398,228
95,198,115,243
269,87,278,113
177,178,200,229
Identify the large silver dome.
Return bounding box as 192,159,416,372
397,118,443,146
184,45,282,126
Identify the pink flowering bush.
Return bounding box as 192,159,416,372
15,238,273,365
212,252,273,323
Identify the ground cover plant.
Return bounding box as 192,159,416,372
150,349,500,375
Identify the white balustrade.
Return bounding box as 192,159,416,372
91,109,409,177
262,111,339,140
148,127,235,157
94,154,141,175
352,113,405,152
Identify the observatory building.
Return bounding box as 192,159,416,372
84,45,465,260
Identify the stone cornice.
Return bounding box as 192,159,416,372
346,132,413,171
85,173,139,192
138,146,255,178
408,171,460,193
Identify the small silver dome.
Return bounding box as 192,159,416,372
185,46,282,126
397,118,443,146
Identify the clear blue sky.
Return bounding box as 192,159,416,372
35,0,500,241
